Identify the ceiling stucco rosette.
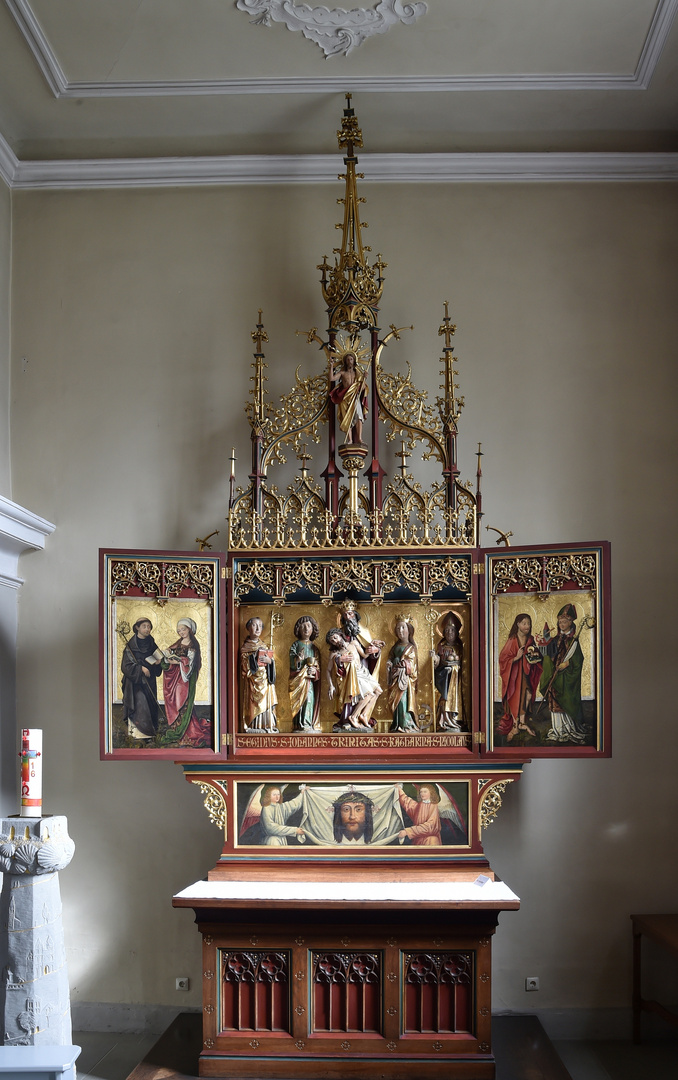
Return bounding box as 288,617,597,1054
235,0,428,57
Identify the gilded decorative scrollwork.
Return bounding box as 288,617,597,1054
233,552,473,603
233,561,276,598
478,779,514,831
165,561,215,596
191,780,227,833
110,560,161,596
327,557,374,595
110,558,214,599
259,372,329,470
376,362,446,466
545,553,597,591
491,552,598,595
428,556,472,594
280,559,324,597
491,557,543,594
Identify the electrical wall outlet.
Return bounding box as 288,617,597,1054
176,977,190,991
525,976,539,991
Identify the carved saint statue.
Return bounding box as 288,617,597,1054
387,615,420,732
329,350,369,445
338,599,384,677
240,616,278,732
289,616,321,732
326,627,382,731
432,612,464,731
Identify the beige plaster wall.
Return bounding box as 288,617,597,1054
0,179,10,496
9,180,678,1027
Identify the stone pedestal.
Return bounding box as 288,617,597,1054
0,817,75,1046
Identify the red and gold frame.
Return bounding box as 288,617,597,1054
99,549,226,760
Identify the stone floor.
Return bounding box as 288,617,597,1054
69,1016,678,1080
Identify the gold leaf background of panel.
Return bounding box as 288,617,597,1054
238,602,472,733
492,590,595,701
113,598,214,704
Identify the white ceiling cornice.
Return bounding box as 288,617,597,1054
0,131,17,187
5,151,678,190
6,0,678,97
0,495,55,590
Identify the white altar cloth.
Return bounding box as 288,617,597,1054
174,878,519,904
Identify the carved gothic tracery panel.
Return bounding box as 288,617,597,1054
312,952,381,1033
220,950,290,1033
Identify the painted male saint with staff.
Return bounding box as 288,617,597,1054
536,602,594,744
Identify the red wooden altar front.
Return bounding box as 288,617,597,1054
174,873,519,1079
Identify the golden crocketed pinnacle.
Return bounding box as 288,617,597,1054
319,94,385,330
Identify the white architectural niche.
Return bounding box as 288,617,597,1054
235,1,428,58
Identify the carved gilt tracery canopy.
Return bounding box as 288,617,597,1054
229,96,481,553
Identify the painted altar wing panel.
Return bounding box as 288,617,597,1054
99,548,226,761
479,540,611,759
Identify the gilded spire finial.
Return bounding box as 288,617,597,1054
438,301,464,433
247,311,270,430
319,97,385,330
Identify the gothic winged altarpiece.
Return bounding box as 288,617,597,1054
100,98,610,1078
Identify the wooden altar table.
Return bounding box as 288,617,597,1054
174,875,519,1079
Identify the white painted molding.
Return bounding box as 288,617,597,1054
4,0,66,96
0,495,55,589
0,131,18,188
7,151,678,190
5,0,678,97
235,0,427,58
